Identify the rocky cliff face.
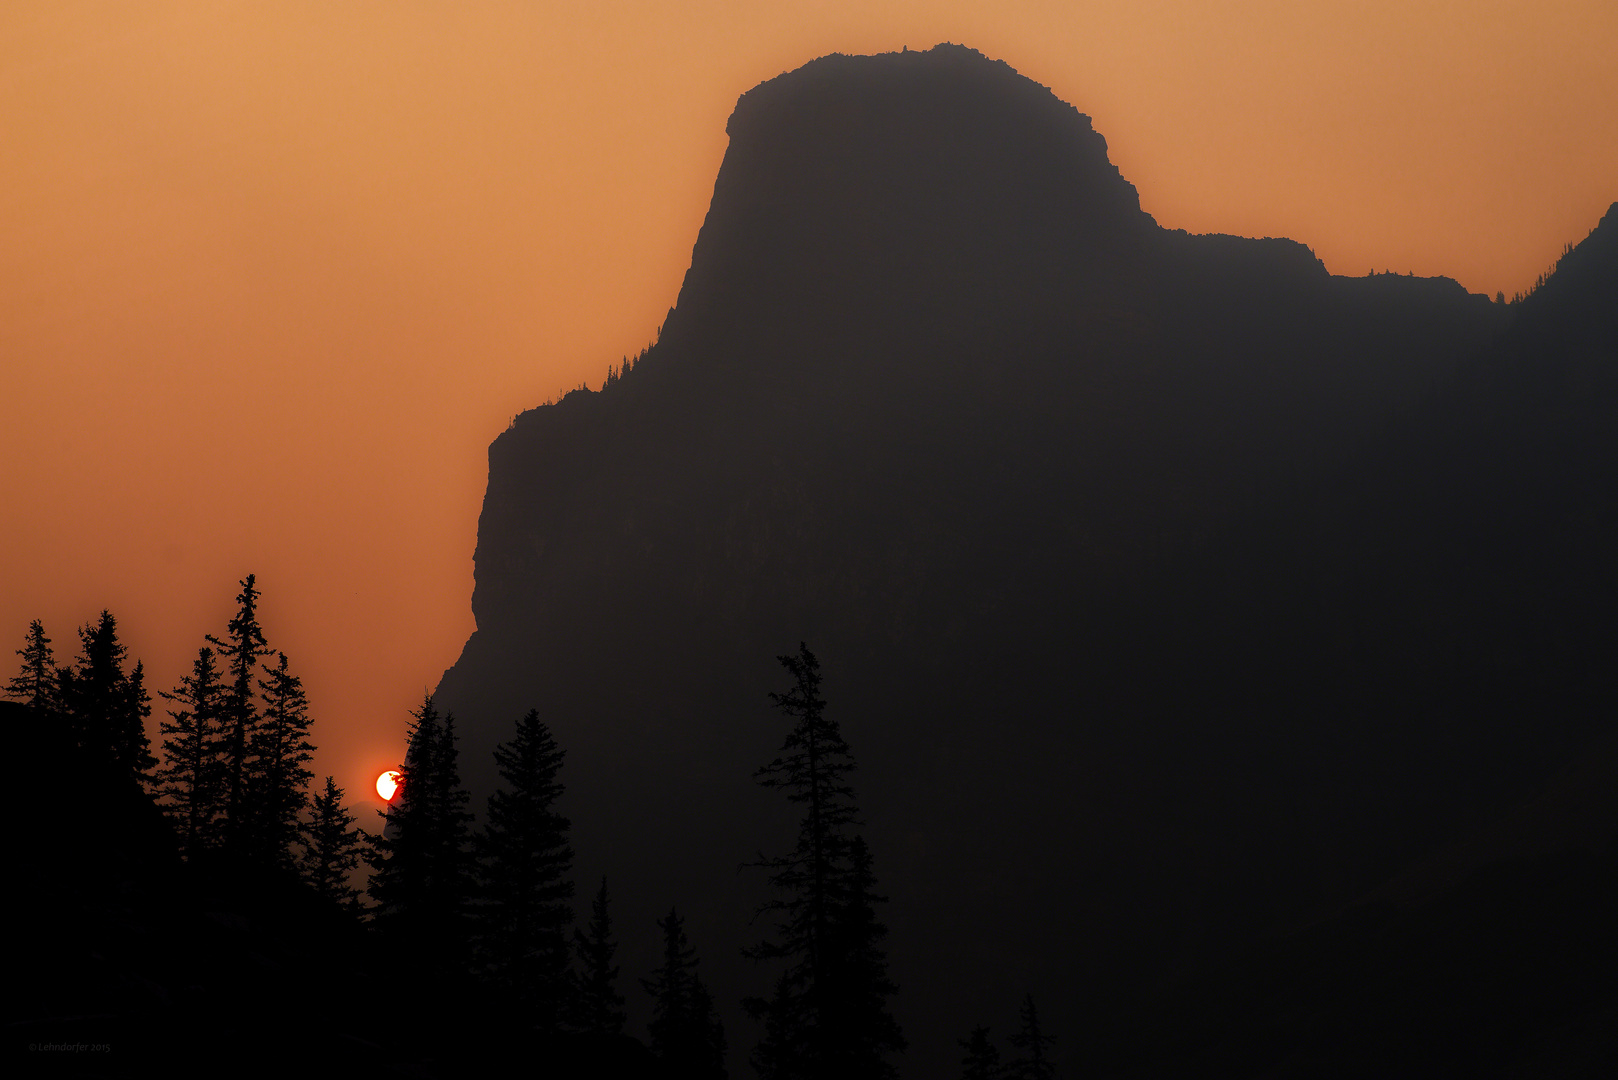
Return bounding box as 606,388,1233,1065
434,45,1611,1075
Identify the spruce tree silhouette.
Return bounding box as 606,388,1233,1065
5,619,59,713
1006,995,1056,1080
573,875,628,1036
247,651,316,873
207,574,271,856
958,1025,1001,1080
746,643,902,1080
59,610,155,785
123,660,153,775
643,906,727,1079
476,707,575,1034
156,646,226,857
368,694,475,983
688,977,728,1080
302,775,366,909
821,835,904,1076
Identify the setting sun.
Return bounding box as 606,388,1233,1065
375,770,400,802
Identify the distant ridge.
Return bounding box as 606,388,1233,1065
436,45,1613,1076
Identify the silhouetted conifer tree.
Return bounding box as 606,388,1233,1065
156,646,226,856
247,651,316,873
368,694,474,975
124,662,154,775
643,907,727,1079
959,1025,1001,1080
59,611,155,783
1005,995,1055,1080
302,776,365,909
208,575,271,853
476,707,575,1033
820,835,904,1075
746,643,902,1080
573,875,627,1036
689,977,728,1080
6,620,59,713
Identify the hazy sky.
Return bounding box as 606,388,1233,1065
4,1,1615,811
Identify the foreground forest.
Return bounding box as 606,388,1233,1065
10,575,1618,1077
6,588,1060,1078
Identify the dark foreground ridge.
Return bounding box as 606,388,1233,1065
432,45,1617,1076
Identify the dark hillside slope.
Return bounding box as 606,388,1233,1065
1146,204,1618,911
1086,697,1618,1078
433,44,1561,1074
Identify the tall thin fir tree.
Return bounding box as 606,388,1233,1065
820,835,904,1076
573,875,627,1036
367,694,475,976
207,574,271,854
59,611,155,784
124,661,154,778
302,776,365,910
746,643,902,1080
426,706,476,974
689,977,728,1080
368,698,437,927
476,707,575,1033
156,647,226,857
642,907,727,1080
248,651,316,873
1005,995,1056,1080
958,1026,1001,1080
428,708,476,924
6,620,59,714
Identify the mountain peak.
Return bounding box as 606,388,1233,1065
719,42,1149,228
664,46,1152,352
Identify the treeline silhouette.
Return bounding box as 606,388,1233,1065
8,593,1052,1078
529,341,653,412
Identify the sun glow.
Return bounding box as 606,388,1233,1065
376,770,400,801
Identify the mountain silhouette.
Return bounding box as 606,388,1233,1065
434,44,1615,1075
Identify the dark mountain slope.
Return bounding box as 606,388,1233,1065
1148,204,1618,911
1089,845,1618,1078
1086,683,1618,1078
431,44,1587,1075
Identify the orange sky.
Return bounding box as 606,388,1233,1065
4,1,1615,816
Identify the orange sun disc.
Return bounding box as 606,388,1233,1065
376,770,400,801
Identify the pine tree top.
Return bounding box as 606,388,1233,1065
747,644,901,1079
959,1025,1001,1080
207,574,272,679
756,643,859,806
1007,994,1056,1080
303,775,365,909
5,619,58,711
572,875,626,1036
